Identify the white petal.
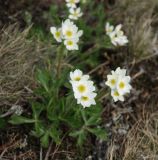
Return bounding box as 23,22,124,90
50,27,56,34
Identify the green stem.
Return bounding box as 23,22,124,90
80,108,87,125
56,45,63,79
56,45,68,79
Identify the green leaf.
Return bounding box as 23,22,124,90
35,121,45,137
69,130,82,137
0,118,6,129
49,127,61,144
36,69,50,92
47,104,59,122
88,127,107,141
69,129,86,146
32,102,45,119
87,104,102,113
86,116,102,126
77,131,86,147
60,113,83,129
40,131,49,148
85,104,102,118
64,82,71,89
9,115,35,125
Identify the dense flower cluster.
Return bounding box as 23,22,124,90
50,19,83,50
105,22,128,46
50,3,132,106
70,69,97,108
105,67,132,102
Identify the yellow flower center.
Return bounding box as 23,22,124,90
74,77,81,81
111,36,116,40
66,30,73,37
117,31,123,36
77,85,86,93
107,28,112,33
114,91,119,97
55,31,60,38
81,96,89,101
110,79,116,86
70,0,75,3
73,12,78,17
67,40,73,46
119,82,125,89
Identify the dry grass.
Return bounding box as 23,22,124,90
0,24,50,106
123,112,158,160
109,0,158,60
0,131,37,159
106,112,158,160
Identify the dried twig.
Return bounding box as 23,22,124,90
44,141,53,160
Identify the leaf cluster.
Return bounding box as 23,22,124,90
10,69,107,148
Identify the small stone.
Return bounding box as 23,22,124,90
118,128,128,135
11,105,23,115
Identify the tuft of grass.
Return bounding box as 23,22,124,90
0,24,50,106
123,112,158,160
105,112,158,160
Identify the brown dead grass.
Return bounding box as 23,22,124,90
0,130,37,159
123,112,158,160
106,112,158,160
0,24,50,106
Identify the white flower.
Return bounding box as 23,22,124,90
70,69,89,82
106,67,127,89
105,22,114,35
77,92,97,108
70,69,97,108
72,80,95,99
105,73,118,89
66,0,80,8
50,27,62,42
106,22,128,46
109,32,119,46
64,38,79,50
61,19,83,50
62,19,77,39
50,19,83,51
115,24,123,36
115,35,128,46
62,19,83,40
111,24,129,46
111,90,124,102
69,7,83,20
105,67,132,102
117,76,131,95
114,67,126,77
